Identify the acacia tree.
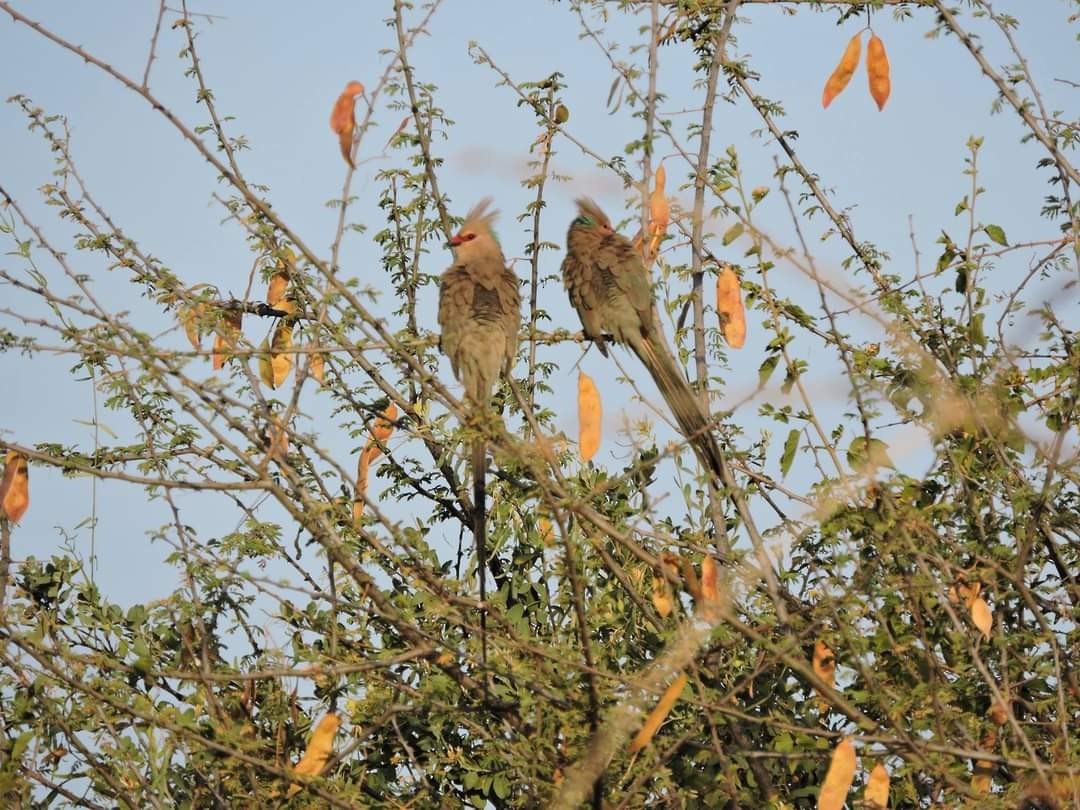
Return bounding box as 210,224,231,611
0,1,1078,807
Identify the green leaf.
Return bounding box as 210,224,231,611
846,437,895,472
781,429,799,478
721,223,744,246
983,224,1008,246
758,354,779,387
10,731,33,762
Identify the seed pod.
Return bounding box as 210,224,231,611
179,304,203,351
353,446,373,524
971,759,994,794
262,323,294,389
365,402,398,460
679,556,702,601
577,371,601,462
213,310,243,370
651,575,673,618
537,516,555,547
865,763,889,808
812,639,837,712
970,596,992,640
989,699,1008,726
628,672,688,754
286,713,341,798
700,555,720,605
867,34,891,111
309,349,325,384
818,737,857,810
715,265,746,348
354,403,398,523
267,271,289,307
822,32,863,109
0,451,30,523
330,81,365,168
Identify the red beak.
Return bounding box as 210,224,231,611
447,235,464,247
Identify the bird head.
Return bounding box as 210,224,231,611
448,198,501,259
342,81,365,98
569,198,615,236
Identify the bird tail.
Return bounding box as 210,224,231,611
632,335,726,480
472,438,488,676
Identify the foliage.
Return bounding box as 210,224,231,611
1,1,1078,808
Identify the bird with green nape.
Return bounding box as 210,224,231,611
561,197,726,480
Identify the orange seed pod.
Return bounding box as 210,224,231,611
330,81,365,168
577,371,601,462
628,672,688,753
865,762,889,808
822,32,863,109
286,713,341,798
651,576,673,618
365,402,398,461
971,596,992,640
867,34,891,111
212,310,242,370
715,265,746,348
353,446,373,524
309,349,325,384
700,555,720,606
0,451,30,523
818,737,857,810
267,271,289,307
648,163,670,256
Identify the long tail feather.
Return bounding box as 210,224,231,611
632,335,726,480
472,438,488,677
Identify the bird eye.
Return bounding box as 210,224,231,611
464,233,477,241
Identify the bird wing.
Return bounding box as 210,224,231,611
593,231,654,333
495,266,522,366
437,266,475,373
561,249,609,352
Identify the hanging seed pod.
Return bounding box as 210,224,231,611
715,265,746,348
577,371,601,462
818,737,857,810
286,713,341,798
0,451,30,523
865,763,889,808
309,348,325,384
330,81,365,168
628,672,688,754
213,310,243,370
867,34,891,111
822,32,863,109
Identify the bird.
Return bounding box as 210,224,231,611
561,198,726,479
437,199,521,669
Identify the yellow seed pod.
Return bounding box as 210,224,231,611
577,371,601,462
286,713,341,798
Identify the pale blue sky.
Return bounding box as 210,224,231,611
1,2,1076,609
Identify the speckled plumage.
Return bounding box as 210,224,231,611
561,198,725,478
437,199,520,672
438,199,521,404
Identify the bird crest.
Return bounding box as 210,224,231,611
460,198,499,238
572,198,611,230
